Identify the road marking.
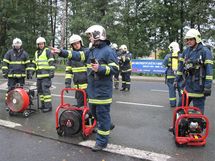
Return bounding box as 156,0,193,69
116,101,164,108
151,89,168,93
0,81,56,90
52,94,75,98
52,82,64,85
79,140,171,161
0,119,22,128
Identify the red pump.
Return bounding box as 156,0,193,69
55,88,96,139
171,89,209,146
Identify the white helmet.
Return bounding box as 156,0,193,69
69,34,83,46
168,42,180,53
85,25,106,41
184,28,201,43
36,37,46,44
12,38,22,47
111,43,118,49
119,44,128,51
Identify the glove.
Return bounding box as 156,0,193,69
203,88,211,97
49,70,55,78
65,84,71,93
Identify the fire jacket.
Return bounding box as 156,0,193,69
59,41,119,104
175,43,213,97
32,48,55,79
2,48,31,78
65,47,88,89
119,51,132,73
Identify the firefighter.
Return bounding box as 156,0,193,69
32,37,55,113
163,42,182,107
174,28,213,114
119,44,132,91
65,34,88,107
111,43,120,89
52,25,119,151
2,38,32,109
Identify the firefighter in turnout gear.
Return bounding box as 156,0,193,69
32,37,55,113
119,44,132,91
65,34,88,107
175,28,213,114
111,43,120,89
163,42,182,107
52,25,119,152
2,38,32,109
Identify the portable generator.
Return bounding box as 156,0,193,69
170,90,209,146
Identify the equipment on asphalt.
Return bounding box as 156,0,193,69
6,83,39,118
170,90,209,146
55,88,96,139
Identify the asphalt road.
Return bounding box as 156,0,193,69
0,75,215,161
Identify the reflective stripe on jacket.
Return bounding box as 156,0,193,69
65,47,88,89
2,48,30,78
59,41,119,104
175,43,213,97
33,48,55,78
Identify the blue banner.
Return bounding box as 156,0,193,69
132,59,165,74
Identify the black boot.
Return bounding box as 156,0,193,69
110,123,115,130
42,107,52,113
92,144,106,152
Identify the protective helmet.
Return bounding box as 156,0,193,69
184,28,201,43
168,42,180,53
111,43,118,49
119,44,128,51
36,37,46,44
85,25,106,41
69,34,83,46
12,38,22,47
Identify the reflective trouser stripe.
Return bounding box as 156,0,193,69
39,95,44,101
167,76,175,79
169,97,176,101
88,98,112,104
97,130,110,136
44,95,52,102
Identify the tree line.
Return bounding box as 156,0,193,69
0,0,214,59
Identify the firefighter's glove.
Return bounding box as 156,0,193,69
65,84,71,93
49,70,55,78
203,88,211,97
122,55,126,62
